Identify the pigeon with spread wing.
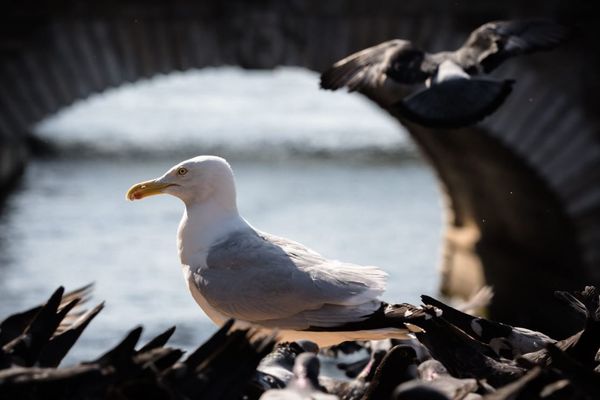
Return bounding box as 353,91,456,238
321,19,568,128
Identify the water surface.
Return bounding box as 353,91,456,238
0,68,443,362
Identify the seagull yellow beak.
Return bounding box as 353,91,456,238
126,179,174,201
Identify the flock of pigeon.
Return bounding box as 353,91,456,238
0,284,599,399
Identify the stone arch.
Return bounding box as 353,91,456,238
1,0,599,336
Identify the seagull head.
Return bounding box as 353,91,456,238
126,155,237,207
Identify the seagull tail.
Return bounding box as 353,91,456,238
301,302,437,343
380,303,440,334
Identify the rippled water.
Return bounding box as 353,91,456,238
0,68,443,363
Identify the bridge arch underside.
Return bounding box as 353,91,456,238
1,4,599,337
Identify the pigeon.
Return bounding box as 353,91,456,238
253,341,312,390
413,308,526,387
2,286,98,367
321,345,387,400
361,345,420,400
321,19,567,128
260,353,339,400
521,286,600,369
417,359,481,399
421,294,555,358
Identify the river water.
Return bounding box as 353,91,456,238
0,67,443,363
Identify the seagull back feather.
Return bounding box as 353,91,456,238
197,228,387,329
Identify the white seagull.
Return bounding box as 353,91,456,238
126,155,427,346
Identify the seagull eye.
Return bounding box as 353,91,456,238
177,168,188,176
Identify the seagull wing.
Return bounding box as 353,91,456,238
194,228,387,329
458,19,568,73
320,39,429,92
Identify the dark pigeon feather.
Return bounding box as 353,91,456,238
38,302,104,367
393,78,514,129
459,19,570,73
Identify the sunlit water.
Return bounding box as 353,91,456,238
0,68,443,363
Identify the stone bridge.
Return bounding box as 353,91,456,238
1,0,599,336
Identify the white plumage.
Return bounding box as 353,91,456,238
127,155,408,346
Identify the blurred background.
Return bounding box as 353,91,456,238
1,0,599,361
0,66,443,361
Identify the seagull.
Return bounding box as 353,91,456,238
126,155,429,347
320,19,567,128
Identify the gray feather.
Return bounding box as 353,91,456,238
194,228,386,329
